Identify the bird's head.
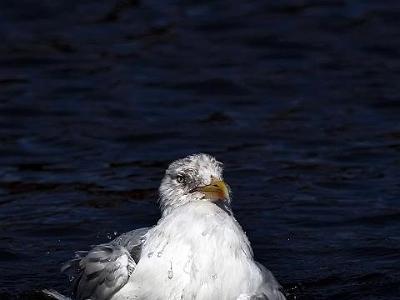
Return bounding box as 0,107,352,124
159,153,231,215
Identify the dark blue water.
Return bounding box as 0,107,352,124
0,1,399,299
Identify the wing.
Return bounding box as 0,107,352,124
62,228,149,300
255,263,287,300
110,227,149,262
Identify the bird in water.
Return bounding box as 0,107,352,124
44,154,286,300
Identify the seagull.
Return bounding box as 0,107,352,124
44,154,286,300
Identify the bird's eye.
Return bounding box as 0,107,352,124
176,174,186,184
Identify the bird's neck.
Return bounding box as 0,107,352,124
161,200,232,218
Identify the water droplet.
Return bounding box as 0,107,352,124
183,259,191,274
168,262,173,279
201,231,207,236
147,251,154,258
212,274,217,280
157,251,163,257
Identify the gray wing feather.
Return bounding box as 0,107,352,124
255,262,287,300
62,227,149,300
110,227,149,261
43,289,71,300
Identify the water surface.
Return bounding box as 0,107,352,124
0,1,399,299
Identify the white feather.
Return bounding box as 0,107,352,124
114,200,283,300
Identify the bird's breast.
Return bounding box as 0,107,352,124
130,202,260,299
145,201,251,258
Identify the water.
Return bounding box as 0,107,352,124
0,0,399,299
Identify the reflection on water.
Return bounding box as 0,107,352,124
0,1,399,299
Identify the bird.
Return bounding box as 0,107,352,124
44,153,286,300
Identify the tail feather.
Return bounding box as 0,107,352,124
42,289,71,300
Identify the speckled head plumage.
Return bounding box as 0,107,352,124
159,153,230,215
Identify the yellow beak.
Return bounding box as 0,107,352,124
193,178,230,201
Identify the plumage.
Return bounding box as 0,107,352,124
44,154,286,300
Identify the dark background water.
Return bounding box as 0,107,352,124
0,0,399,299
